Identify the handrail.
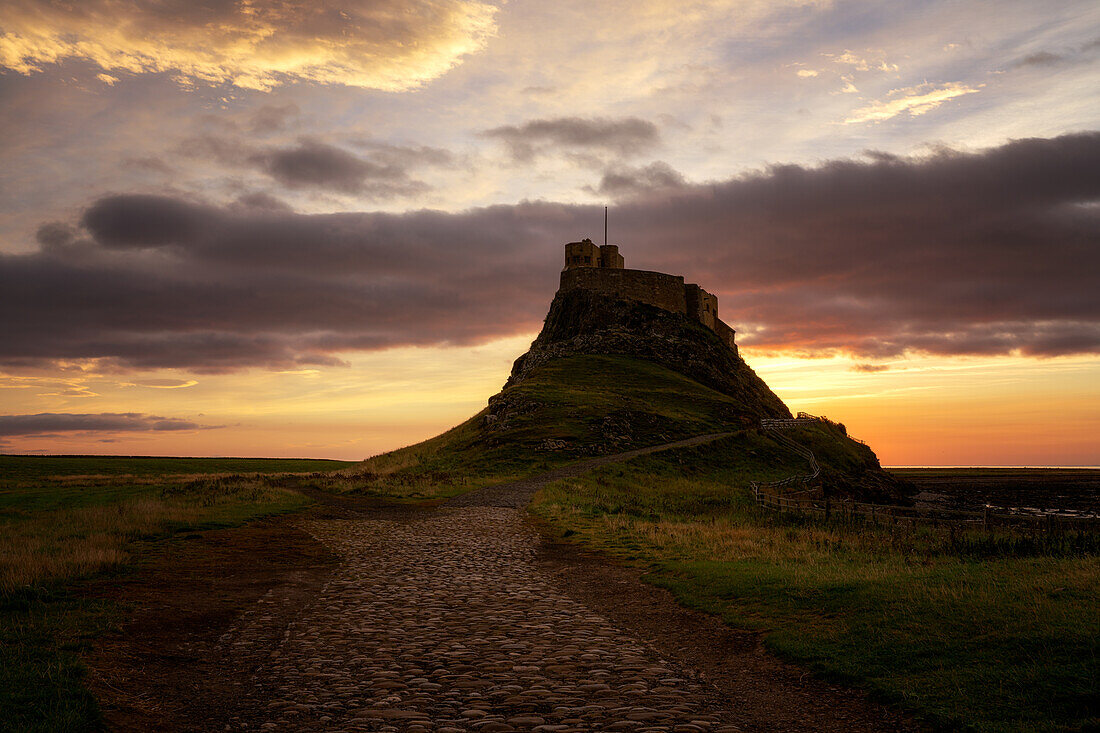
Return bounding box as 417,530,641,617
750,417,821,498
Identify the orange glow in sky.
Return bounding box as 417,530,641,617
1,1,1097,466
3,338,1097,466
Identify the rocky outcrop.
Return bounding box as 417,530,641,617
506,288,790,421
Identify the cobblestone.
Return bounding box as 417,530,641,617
221,505,743,731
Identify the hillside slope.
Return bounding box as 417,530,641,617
343,287,908,502
508,288,789,419
343,354,756,499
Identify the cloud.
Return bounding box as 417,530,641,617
844,82,982,124
593,162,686,198
1009,38,1100,69
1013,51,1065,68
483,117,660,162
0,412,211,437
851,363,890,373
252,140,420,195
184,135,450,196
0,0,497,91
229,192,294,214
128,379,198,389
82,194,210,248
2,132,1098,370
122,156,175,176
250,103,300,135
824,50,899,73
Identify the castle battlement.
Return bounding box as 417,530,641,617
559,241,736,352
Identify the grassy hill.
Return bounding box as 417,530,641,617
321,354,769,500
320,353,898,502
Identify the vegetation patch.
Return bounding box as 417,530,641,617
532,441,1100,732
310,355,756,501
0,455,351,731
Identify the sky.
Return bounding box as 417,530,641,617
1,0,1098,465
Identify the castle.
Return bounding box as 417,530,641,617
560,239,737,353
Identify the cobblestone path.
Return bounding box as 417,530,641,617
224,504,745,732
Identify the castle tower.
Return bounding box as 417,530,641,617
598,244,624,269
684,284,718,329
564,239,625,270
564,238,600,269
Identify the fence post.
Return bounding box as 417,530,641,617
983,506,990,530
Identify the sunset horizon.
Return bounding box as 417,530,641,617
2,0,1098,465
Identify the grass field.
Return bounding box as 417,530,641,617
0,455,352,732
532,443,1100,732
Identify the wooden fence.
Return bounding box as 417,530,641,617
750,483,1100,531
750,418,1100,532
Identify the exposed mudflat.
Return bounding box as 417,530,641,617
898,468,1100,516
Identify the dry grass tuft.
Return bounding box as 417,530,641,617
0,476,302,594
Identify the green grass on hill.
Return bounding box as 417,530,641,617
0,455,352,732
532,439,1100,732
311,354,758,501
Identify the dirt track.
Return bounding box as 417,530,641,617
87,440,920,732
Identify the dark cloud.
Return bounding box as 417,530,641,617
252,139,411,194
35,222,76,249
2,132,1098,372
594,162,686,197
1010,38,1100,69
83,194,210,247
483,117,660,162
1013,51,1064,67
184,135,446,196
0,412,211,437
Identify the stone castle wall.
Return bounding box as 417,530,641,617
712,319,737,352
559,267,688,315
558,265,737,354
684,284,717,330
